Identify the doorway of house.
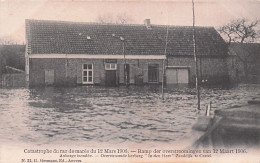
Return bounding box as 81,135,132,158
44,69,54,85
148,64,159,83
166,68,189,84
105,62,117,86
105,70,116,86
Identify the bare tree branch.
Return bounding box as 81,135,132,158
96,12,132,24
96,13,114,24
218,18,260,81
116,13,132,24
0,36,15,45
218,18,259,44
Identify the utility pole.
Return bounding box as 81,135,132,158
162,25,169,100
120,36,127,86
192,0,200,110
112,34,128,86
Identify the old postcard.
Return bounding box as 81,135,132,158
0,0,260,162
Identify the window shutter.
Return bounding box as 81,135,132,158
119,64,124,84
130,65,135,84
143,63,148,83
77,63,82,84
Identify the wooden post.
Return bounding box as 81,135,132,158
206,101,211,116
65,54,68,79
192,0,201,110
162,25,169,99
162,59,165,99
123,41,127,86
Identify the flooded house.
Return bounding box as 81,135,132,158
25,19,228,87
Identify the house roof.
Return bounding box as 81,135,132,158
26,19,228,56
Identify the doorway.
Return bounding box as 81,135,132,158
105,70,117,86
166,68,189,84
105,63,117,86
44,69,54,85
148,64,159,83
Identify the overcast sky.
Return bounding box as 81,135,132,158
0,0,260,44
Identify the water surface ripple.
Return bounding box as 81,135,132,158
0,84,259,146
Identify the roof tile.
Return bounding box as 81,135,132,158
26,19,228,56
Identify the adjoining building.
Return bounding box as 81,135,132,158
25,19,229,87
0,45,25,73
228,42,260,83
0,45,26,87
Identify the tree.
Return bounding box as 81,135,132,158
218,18,259,45
96,13,114,24
96,12,132,24
218,18,260,82
0,36,15,45
115,13,132,24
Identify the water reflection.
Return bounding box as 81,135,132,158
0,84,259,146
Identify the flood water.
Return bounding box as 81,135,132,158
0,84,259,146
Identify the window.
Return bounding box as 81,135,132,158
82,64,93,84
105,63,117,70
148,64,159,83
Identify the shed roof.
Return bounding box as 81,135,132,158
26,19,228,56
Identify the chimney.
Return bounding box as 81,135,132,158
144,19,152,29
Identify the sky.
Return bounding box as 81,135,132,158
0,0,260,44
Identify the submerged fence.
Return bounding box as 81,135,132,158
1,73,26,88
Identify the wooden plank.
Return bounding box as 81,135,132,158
192,116,222,148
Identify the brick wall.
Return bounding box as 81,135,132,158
30,56,229,86
227,55,260,84
29,58,66,86
117,59,164,84
167,56,229,84
29,58,164,87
